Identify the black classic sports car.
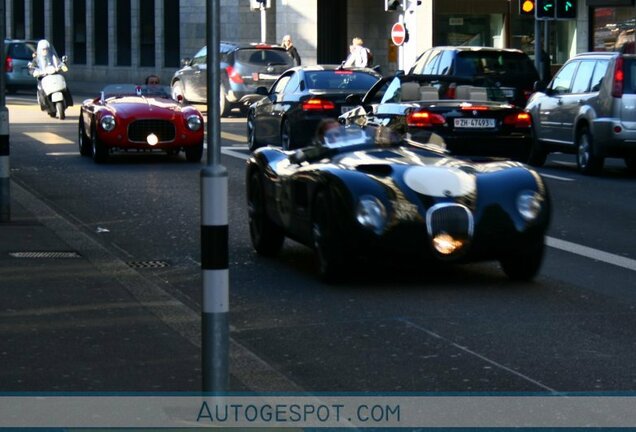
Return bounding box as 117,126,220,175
246,125,550,282
247,65,381,151
339,74,534,161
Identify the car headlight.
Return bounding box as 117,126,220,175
100,115,116,132
517,190,543,221
186,115,202,131
356,196,386,233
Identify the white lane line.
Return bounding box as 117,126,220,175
540,173,575,182
46,152,79,156
553,160,577,167
24,132,73,144
546,236,636,272
221,147,250,160
398,319,558,393
221,131,247,143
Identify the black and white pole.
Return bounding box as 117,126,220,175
201,0,229,392
260,2,267,44
0,1,11,223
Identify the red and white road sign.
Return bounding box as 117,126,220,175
391,22,406,46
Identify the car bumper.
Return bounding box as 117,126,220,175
409,129,532,159
593,120,636,157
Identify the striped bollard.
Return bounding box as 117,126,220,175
0,107,10,222
201,165,229,392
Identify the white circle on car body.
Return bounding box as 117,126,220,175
403,166,476,197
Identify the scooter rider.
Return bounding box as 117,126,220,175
31,39,73,115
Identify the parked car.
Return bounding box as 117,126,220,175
339,74,533,161
171,42,296,117
246,125,550,282
408,46,540,107
3,39,37,93
525,51,636,175
78,84,204,163
246,65,381,151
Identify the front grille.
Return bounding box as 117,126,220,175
426,203,473,239
128,119,176,143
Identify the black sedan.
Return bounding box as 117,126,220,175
339,74,534,161
246,65,381,151
246,125,550,282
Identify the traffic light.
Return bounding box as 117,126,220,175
519,0,535,16
535,0,555,19
556,0,576,19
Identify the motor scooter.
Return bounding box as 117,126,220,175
29,55,73,120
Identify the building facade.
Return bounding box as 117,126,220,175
4,0,635,84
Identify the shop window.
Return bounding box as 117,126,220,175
139,0,155,67
73,0,86,64
164,0,180,67
592,7,635,53
117,0,132,66
94,0,108,65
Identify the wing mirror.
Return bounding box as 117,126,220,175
255,86,269,96
61,55,68,63
345,94,363,105
533,80,547,93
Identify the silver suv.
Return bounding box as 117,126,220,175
526,52,636,175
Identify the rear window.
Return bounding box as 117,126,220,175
625,59,636,94
236,49,295,67
305,70,379,90
7,42,36,60
455,51,538,78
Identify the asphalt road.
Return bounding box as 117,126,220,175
5,92,636,393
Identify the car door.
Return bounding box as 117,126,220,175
534,60,578,144
259,72,293,144
555,60,596,144
180,46,207,102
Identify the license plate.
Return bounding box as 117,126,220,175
258,73,278,80
341,105,354,114
454,118,495,128
501,88,515,98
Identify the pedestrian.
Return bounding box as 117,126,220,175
281,34,301,66
145,74,161,85
343,37,371,68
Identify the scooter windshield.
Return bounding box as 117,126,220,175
35,44,61,71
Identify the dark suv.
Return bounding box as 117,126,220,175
171,42,296,116
408,46,540,107
4,39,37,93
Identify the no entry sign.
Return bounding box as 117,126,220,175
391,22,406,46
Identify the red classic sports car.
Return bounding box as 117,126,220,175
78,84,205,163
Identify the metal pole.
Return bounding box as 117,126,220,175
534,18,542,81
398,0,405,71
260,3,266,44
201,0,229,392
0,0,11,223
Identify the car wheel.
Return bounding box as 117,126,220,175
91,124,109,164
281,119,295,150
312,191,345,282
184,142,203,163
78,117,91,157
55,101,65,120
499,238,545,281
526,124,547,167
172,81,187,104
220,83,231,118
576,125,603,175
247,111,261,152
247,170,285,256
625,156,636,174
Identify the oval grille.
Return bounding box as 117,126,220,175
426,203,473,239
128,119,176,143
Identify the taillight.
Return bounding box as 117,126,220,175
445,83,457,99
460,104,490,111
226,66,244,84
612,56,624,98
503,112,532,128
406,109,446,127
301,98,335,111
4,57,13,73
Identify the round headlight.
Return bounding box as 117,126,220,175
100,115,116,132
356,196,386,233
186,115,202,131
517,191,543,221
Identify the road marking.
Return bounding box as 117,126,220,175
553,160,577,167
46,152,79,156
24,132,73,145
540,173,575,182
221,131,246,143
221,147,250,160
546,236,636,272
398,318,558,393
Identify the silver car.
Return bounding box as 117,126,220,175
4,39,37,93
526,51,636,175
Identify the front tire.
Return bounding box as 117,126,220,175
312,191,345,282
247,171,285,256
247,111,261,152
220,83,231,117
281,119,295,150
184,142,203,162
55,101,65,120
576,125,603,175
499,238,545,281
78,117,91,156
91,124,109,164
526,125,547,167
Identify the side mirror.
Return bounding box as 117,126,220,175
61,55,68,63
181,58,191,67
345,94,363,105
533,80,547,93
255,86,269,96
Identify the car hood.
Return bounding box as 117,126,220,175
104,97,185,119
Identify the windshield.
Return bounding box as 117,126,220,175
236,48,295,66
101,84,173,100
455,51,538,77
321,125,401,149
305,70,379,90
